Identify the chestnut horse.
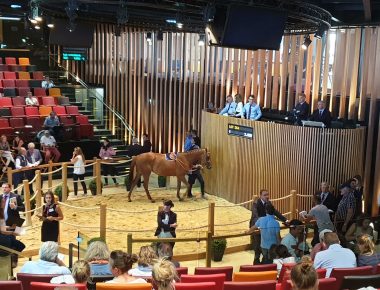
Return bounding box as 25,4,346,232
128,148,211,202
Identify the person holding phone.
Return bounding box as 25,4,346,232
70,147,87,196
0,183,25,227
39,191,63,242
155,200,177,249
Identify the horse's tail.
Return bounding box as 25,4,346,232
129,156,136,184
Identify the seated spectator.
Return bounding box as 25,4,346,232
12,134,24,153
152,258,178,290
310,229,333,261
42,76,54,89
84,240,112,276
40,130,61,163
219,95,236,116
106,250,147,284
50,260,90,284
272,244,296,277
25,91,39,106
281,219,309,261
157,243,180,268
242,95,262,120
246,203,281,263
206,102,217,113
128,245,157,277
290,256,318,290
234,94,244,117
357,234,380,267
345,214,374,247
43,112,63,140
309,100,332,127
314,232,356,277
0,135,15,173
20,241,71,274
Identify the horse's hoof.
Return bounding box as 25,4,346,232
178,198,184,202
128,199,132,202
150,199,155,203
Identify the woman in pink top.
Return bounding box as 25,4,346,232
99,138,118,186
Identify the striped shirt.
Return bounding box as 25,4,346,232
335,192,356,221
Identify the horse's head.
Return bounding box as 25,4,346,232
204,148,212,169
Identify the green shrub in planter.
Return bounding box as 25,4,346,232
212,238,227,262
53,186,71,202
89,179,103,195
158,176,167,187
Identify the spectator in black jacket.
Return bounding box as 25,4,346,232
142,134,152,153
309,100,332,127
294,93,310,125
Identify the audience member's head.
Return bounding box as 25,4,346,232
319,229,333,244
265,203,275,215
259,189,269,202
298,93,306,103
317,100,326,110
43,190,55,205
357,234,375,255
319,181,329,192
72,260,91,284
152,258,178,290
324,232,340,247
313,194,322,206
275,244,292,259
248,95,255,104
353,175,362,187
84,241,110,262
339,183,352,195
138,246,158,267
28,142,36,152
234,94,242,103
109,250,138,276
290,256,318,290
225,95,233,103
357,214,372,229
289,219,304,236
39,241,59,263
157,243,174,261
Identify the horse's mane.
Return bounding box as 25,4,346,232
180,148,204,155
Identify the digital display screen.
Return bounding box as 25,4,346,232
62,47,87,61
228,123,254,139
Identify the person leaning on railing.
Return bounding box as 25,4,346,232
99,138,118,186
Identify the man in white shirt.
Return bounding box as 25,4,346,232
40,130,61,163
25,91,39,106
41,76,54,89
314,232,356,277
281,219,309,261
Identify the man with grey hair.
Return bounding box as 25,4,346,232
309,100,332,127
20,241,71,274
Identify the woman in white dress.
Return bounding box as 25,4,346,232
70,147,87,196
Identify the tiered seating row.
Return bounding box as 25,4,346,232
0,57,37,72
1,83,58,97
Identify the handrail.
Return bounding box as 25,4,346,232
48,56,135,141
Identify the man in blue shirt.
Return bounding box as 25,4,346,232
242,95,262,120
43,111,62,140
246,203,280,264
219,95,237,116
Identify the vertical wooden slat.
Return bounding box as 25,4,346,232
251,51,259,98
258,50,266,106
339,29,352,118
304,35,314,104
264,50,273,108
287,36,297,111
271,50,280,109
279,36,289,111
311,38,323,110
321,31,330,101
358,27,371,121
348,28,362,120
295,36,305,98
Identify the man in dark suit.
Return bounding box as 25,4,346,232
309,100,332,127
294,93,310,125
0,183,25,227
126,137,144,157
250,189,288,264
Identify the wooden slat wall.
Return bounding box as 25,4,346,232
65,25,380,214
201,111,366,213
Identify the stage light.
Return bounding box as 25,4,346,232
0,16,21,21
29,18,37,24
198,34,205,46
314,25,326,39
11,4,22,9
47,23,54,28
157,31,163,41
166,19,177,24
176,22,183,29
34,24,41,30
302,35,312,50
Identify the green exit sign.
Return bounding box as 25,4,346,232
62,53,87,61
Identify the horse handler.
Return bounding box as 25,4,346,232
186,137,206,199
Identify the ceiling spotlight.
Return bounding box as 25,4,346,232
314,25,326,39
203,3,216,23
176,22,183,29
301,35,312,50
29,18,37,24
47,23,54,28
198,34,205,46
157,31,163,41
166,19,177,24
147,32,152,43
34,25,41,30
68,21,76,32
35,16,42,22
11,4,22,9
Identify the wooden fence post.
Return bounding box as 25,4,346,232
208,202,215,236
290,189,297,220
35,170,42,209
127,233,133,254
93,157,97,177
96,158,102,195
62,163,68,202
100,203,107,241
205,231,212,267
7,167,12,187
23,179,32,226
48,160,53,190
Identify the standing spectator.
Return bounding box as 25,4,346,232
335,184,356,234
243,95,262,120
106,250,147,284
250,189,287,264
234,94,244,117
272,245,295,277
41,76,54,89
142,134,152,153
310,229,333,261
155,200,177,249
309,100,332,127
281,219,308,261
11,134,24,153
99,138,118,186
152,259,178,290
291,256,318,290
20,241,70,274
0,183,25,226
25,91,39,106
314,232,356,277
357,234,380,267
293,93,310,125
0,135,14,173
13,148,34,194
126,137,144,157
191,129,201,147
40,130,61,163
219,95,237,116
51,260,91,285
315,181,337,212
84,241,112,276
186,138,206,199
39,191,63,242
352,175,364,216
129,246,158,277
70,147,87,196
184,132,193,152
246,203,281,264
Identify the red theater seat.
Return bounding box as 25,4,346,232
181,274,225,290
0,72,3,79
30,282,87,290
15,79,29,87
18,71,30,80
60,115,79,139
0,64,8,71
96,283,152,290
39,106,52,117
278,263,296,283
5,57,16,65
33,71,44,80
194,266,234,281
75,115,94,138
34,87,47,97
330,266,373,289
19,57,30,66
4,71,16,79
281,278,337,290
66,105,80,115
239,264,277,272
0,108,11,118
58,96,70,106
26,116,42,131
17,273,59,290
0,118,14,136
4,88,17,97
0,281,23,290
9,118,34,139
2,79,15,87
0,97,13,107
175,282,217,290
11,107,25,117
12,96,26,107
18,87,31,97
224,281,277,290
42,96,56,106
25,106,40,117
176,267,189,278
53,105,67,116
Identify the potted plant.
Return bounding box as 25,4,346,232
89,180,103,195
125,176,131,191
211,238,227,262
158,176,167,188
53,186,67,202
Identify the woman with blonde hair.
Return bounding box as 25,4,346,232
234,94,244,117
51,260,91,284
84,241,112,275
290,256,318,290
129,245,158,277
70,147,87,196
357,234,380,266
152,258,178,290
